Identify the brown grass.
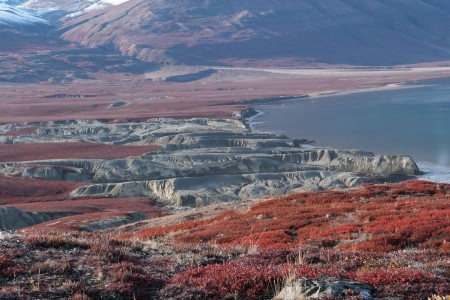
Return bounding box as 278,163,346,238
1,67,450,123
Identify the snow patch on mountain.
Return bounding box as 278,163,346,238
100,0,130,4
18,0,131,16
0,3,49,26
68,0,131,17
85,0,130,11
0,0,26,5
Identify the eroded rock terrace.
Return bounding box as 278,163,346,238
0,118,420,207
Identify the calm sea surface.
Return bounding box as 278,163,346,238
251,78,450,183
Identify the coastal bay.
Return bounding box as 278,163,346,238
251,78,450,183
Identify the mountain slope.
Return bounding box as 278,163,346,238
0,3,49,26
0,0,154,83
19,0,132,15
60,0,450,66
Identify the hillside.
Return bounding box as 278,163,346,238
61,0,450,66
0,3,49,27
19,0,132,16
0,0,153,83
2,0,450,82
0,181,448,299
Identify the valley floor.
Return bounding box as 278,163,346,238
1,65,450,123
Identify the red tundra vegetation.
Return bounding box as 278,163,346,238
20,198,168,231
0,174,167,232
0,142,160,162
127,181,450,299
1,68,450,123
26,211,150,231
0,253,25,279
9,197,165,216
0,174,83,204
1,181,449,299
134,181,450,252
134,181,450,253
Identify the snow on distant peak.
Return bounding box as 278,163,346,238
100,0,130,4
0,3,49,26
67,0,131,17
18,0,132,17
84,0,132,12
0,0,26,5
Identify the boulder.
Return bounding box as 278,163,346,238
274,275,373,300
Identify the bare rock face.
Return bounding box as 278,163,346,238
274,275,373,300
329,152,420,176
0,118,420,207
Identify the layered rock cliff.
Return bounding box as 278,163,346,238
0,118,420,207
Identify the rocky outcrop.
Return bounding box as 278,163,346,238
0,164,93,181
329,151,420,176
0,118,420,207
70,171,370,207
274,275,373,300
0,207,74,231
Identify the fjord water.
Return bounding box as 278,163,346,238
251,78,450,182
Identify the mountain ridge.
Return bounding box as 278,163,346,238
1,0,450,83
0,3,50,27
59,0,450,66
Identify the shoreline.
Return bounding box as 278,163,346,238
417,162,450,184
248,113,450,183
244,77,443,110
245,78,450,184
240,77,442,129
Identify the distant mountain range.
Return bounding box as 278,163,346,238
60,0,450,66
1,0,450,81
0,0,129,15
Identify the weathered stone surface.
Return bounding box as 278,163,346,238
0,118,420,207
274,275,373,300
0,207,74,231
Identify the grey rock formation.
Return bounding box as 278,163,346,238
0,118,420,207
274,275,373,300
0,207,74,231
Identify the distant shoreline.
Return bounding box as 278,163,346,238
247,77,450,183
246,78,439,110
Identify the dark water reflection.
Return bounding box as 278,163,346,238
252,79,450,169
